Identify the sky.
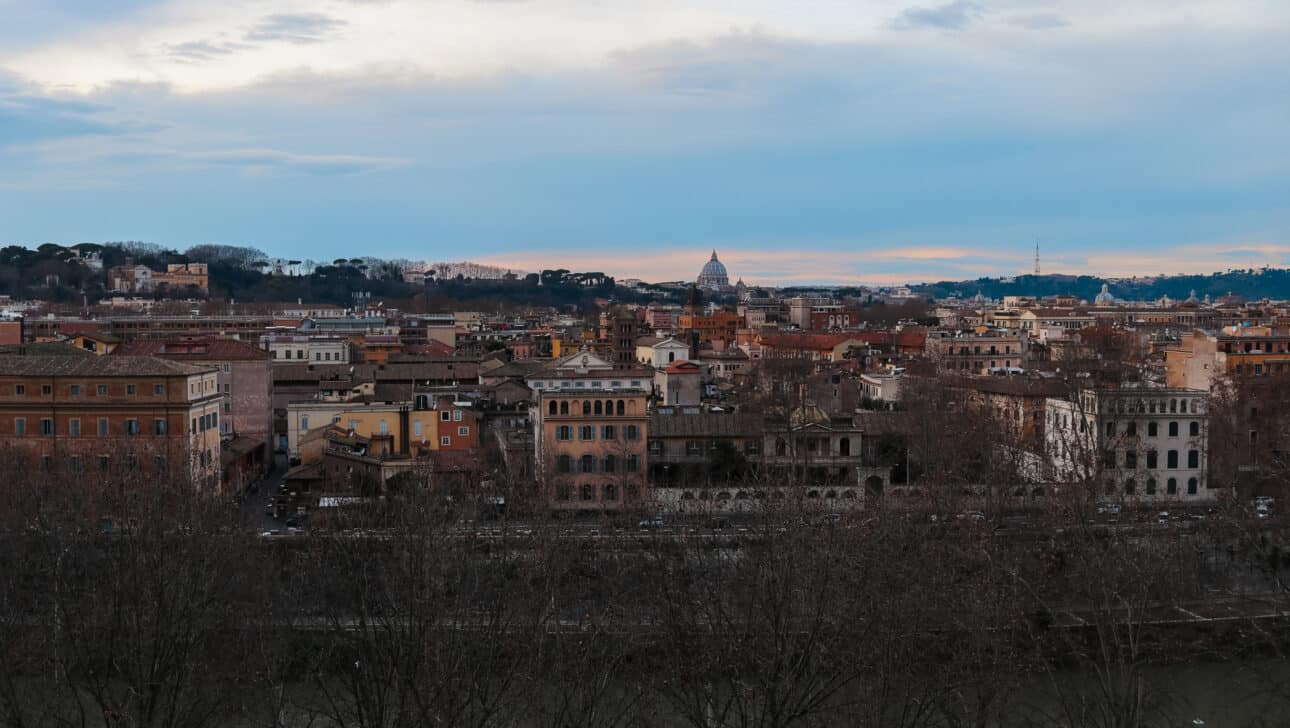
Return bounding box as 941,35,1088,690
1,0,1289,286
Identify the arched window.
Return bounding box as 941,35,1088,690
1146,478,1157,495
1188,450,1199,468
1170,399,1177,413
1189,421,1199,436
560,401,569,415
603,455,616,473
548,401,558,416
616,400,625,416
582,401,591,415
604,483,618,501
1187,477,1198,495
580,455,595,473
1167,477,1177,494
1169,421,1179,437
594,400,603,415
1125,477,1136,494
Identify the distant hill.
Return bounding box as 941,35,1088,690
910,268,1290,303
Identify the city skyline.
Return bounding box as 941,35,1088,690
3,0,1290,284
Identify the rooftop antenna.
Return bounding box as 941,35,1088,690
1034,242,1041,276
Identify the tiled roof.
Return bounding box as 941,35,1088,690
114,337,268,361
649,412,763,438
0,342,94,357
0,355,213,377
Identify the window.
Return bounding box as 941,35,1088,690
453,410,463,422
582,401,591,415
626,455,639,472
557,455,573,473
549,401,558,416
1167,478,1177,494
300,415,309,432
154,419,167,436
1105,421,1115,436
1147,422,1158,437
379,419,388,435
580,484,594,501
126,419,140,435
40,418,53,436
127,385,137,396
41,385,51,396
1146,478,1157,495
98,385,108,396
559,402,569,415
616,400,625,416
557,426,572,441
98,455,110,472
70,385,81,396
602,425,616,440
191,418,197,434
604,483,619,501
440,411,451,421
625,425,639,440
1146,450,1158,469
69,419,80,437
556,484,572,501
457,426,469,436
440,436,452,446
154,384,164,395
222,384,230,394
603,455,616,473
1167,450,1178,468
414,421,423,437
1188,450,1199,468
14,384,24,395
1168,422,1178,437
580,455,595,473
1189,421,1199,437
580,425,595,441
14,418,24,436
1125,450,1137,469
1126,421,1137,437
315,352,321,361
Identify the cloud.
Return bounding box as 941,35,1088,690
0,84,127,147
164,39,250,63
182,148,407,175
244,13,347,45
893,0,983,31
1010,12,1069,30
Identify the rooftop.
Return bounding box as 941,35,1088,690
0,355,214,377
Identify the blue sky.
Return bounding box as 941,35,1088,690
1,0,1289,285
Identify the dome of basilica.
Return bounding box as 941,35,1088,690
697,250,730,290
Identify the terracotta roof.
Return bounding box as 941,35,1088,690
114,337,268,361
0,355,213,377
0,342,94,357
648,412,764,438
665,360,703,374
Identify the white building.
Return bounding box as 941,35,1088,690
636,337,691,368
1045,387,1210,501
260,335,351,364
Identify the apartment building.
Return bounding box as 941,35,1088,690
529,352,650,511
926,329,1030,374
1045,387,1210,500
1167,326,1290,390
0,356,222,487
261,334,351,364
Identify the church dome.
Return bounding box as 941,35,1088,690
697,251,730,290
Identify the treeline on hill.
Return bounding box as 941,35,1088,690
0,242,650,310
913,269,1290,302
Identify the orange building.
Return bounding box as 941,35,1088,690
677,310,743,349
0,355,223,487
529,352,651,511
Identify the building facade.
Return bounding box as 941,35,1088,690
1045,387,1210,500
0,356,223,487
